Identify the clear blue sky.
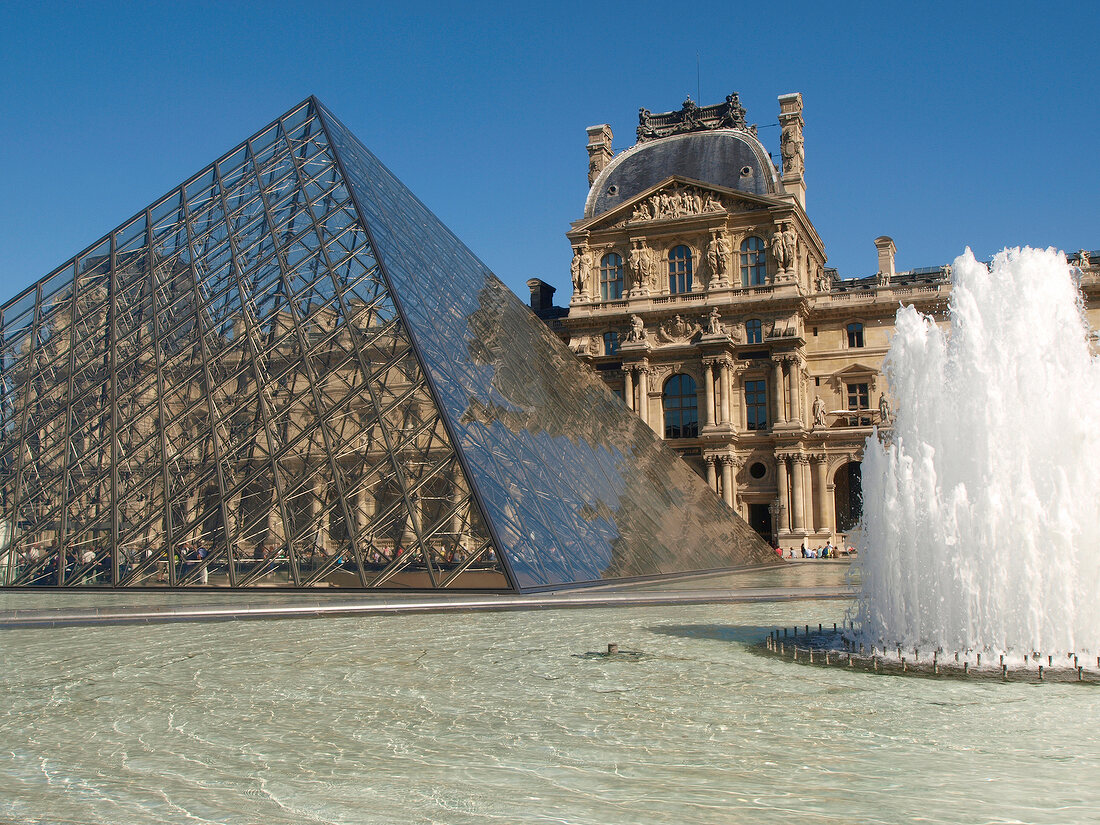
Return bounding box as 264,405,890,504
1,1,1096,307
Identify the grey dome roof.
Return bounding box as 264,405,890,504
584,129,779,219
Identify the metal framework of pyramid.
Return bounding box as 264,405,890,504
0,97,775,591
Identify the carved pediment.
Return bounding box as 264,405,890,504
574,177,776,234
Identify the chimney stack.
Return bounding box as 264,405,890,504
586,124,614,187
874,236,896,284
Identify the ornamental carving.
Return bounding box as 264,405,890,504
630,184,719,222
656,314,701,344
637,93,751,143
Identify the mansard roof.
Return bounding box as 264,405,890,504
585,121,780,219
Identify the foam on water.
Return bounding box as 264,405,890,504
856,247,1100,655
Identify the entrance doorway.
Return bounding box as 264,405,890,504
748,503,772,544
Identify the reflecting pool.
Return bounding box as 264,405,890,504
3,570,1097,825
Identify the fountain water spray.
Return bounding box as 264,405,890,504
855,247,1100,658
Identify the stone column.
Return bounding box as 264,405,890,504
704,455,718,493
772,359,786,425
624,367,635,412
786,356,802,424
775,454,790,533
791,455,806,531
637,363,649,426
731,366,744,430
719,359,732,425
813,454,828,532
702,360,715,426
720,456,735,508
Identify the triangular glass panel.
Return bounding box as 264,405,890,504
0,97,775,591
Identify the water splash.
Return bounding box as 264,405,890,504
855,247,1100,655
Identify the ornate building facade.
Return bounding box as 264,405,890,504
538,92,1099,549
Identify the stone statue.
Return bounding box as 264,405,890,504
570,247,589,297
812,396,827,429
1079,250,1091,270
706,232,732,285
705,307,723,335
771,223,797,273
878,393,892,426
703,192,721,212
629,244,655,295
780,121,804,176
815,268,832,293
627,314,647,342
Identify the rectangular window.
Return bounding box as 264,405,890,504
603,331,620,356
847,322,865,348
847,382,870,426
745,379,768,431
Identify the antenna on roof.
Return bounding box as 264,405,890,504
696,53,701,103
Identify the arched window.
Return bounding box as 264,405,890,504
740,236,767,286
600,253,624,300
847,322,865,348
663,374,699,438
668,245,693,294
745,318,763,344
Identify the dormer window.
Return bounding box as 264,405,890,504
600,253,624,300
668,245,693,294
740,236,766,286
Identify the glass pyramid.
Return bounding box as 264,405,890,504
0,98,775,591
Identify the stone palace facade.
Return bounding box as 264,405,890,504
528,92,1099,549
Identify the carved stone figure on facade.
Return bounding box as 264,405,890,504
780,121,804,177
657,315,702,344
631,200,653,222
815,268,832,293
771,222,797,274
812,395,827,429
703,191,721,212
627,314,647,342
705,306,724,336
1079,249,1091,270
878,393,893,426
706,231,731,286
570,246,590,300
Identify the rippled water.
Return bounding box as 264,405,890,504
2,578,1098,824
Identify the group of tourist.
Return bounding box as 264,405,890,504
773,542,855,559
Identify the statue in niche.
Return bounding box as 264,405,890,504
780,120,804,176
706,232,731,284
629,244,656,295
705,307,724,336
570,247,590,297
627,314,647,342
771,222,797,273
878,393,893,426
812,396,827,429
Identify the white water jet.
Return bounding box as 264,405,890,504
855,247,1100,656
